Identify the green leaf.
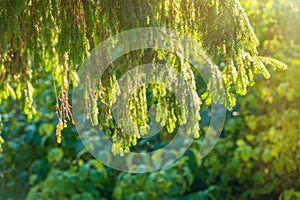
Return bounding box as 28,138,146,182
38,123,54,136
47,148,63,163
79,163,90,180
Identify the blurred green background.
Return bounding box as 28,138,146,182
1,0,300,199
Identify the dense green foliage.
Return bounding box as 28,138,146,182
0,0,286,154
1,0,300,199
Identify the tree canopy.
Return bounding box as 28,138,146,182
0,0,286,155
